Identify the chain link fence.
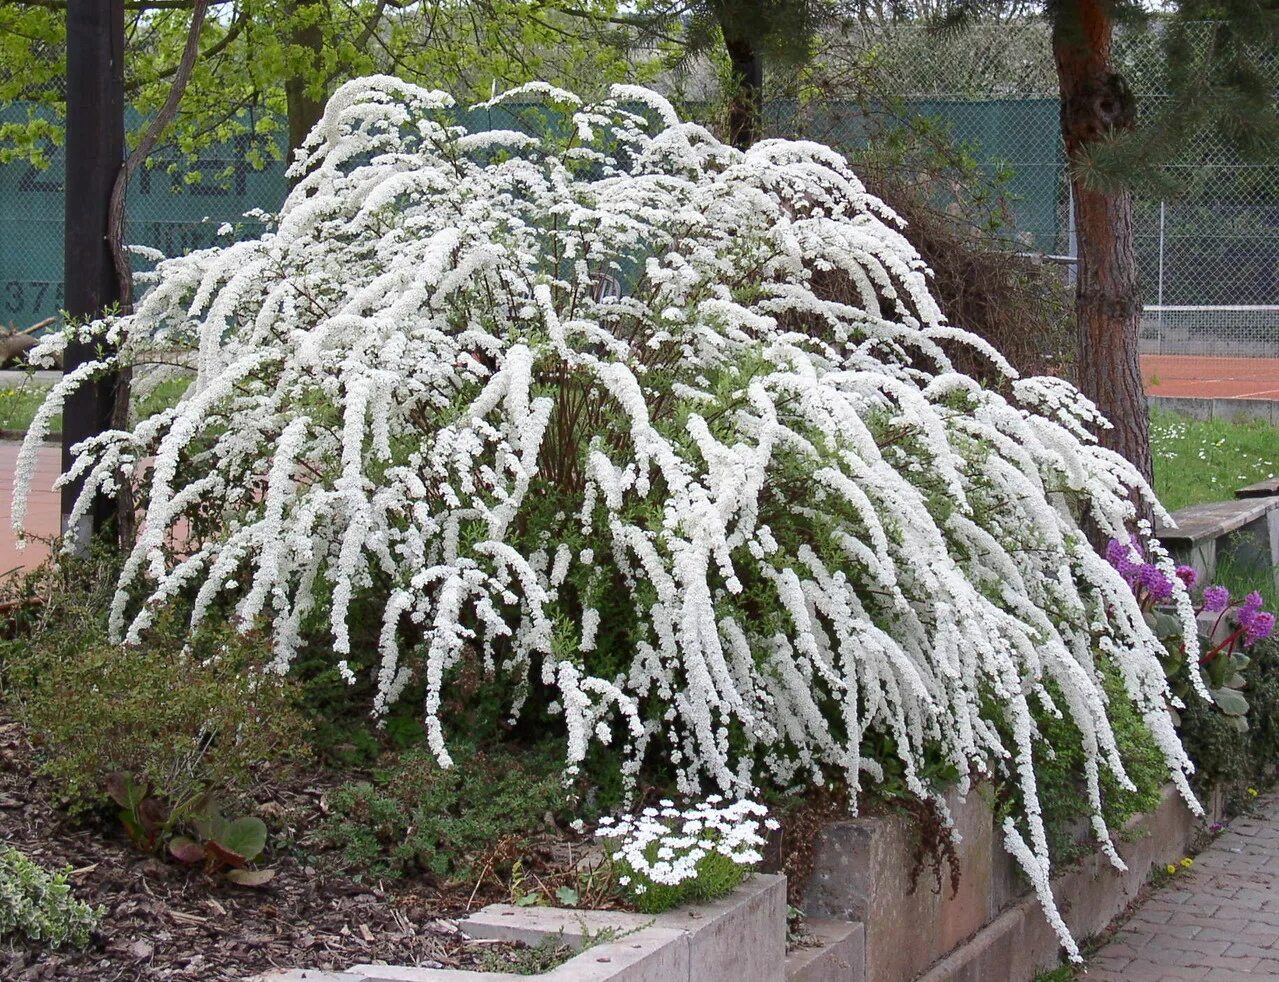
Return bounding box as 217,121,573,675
2,22,1277,359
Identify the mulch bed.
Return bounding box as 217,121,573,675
0,718,551,981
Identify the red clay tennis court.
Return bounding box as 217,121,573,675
1142,354,1279,401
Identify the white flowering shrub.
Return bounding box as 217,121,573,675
595,796,775,912
16,77,1201,956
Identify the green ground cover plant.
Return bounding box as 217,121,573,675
318,744,569,882
1,562,311,831
0,848,101,949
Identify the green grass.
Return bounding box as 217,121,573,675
0,377,189,438
0,384,55,434
1151,409,1278,512
1150,409,1279,611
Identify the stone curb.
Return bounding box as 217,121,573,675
255,875,789,982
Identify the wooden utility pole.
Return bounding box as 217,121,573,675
63,0,125,542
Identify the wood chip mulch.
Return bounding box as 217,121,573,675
0,718,535,981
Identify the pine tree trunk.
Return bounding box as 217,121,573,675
722,32,763,150
1053,0,1153,486
285,0,326,174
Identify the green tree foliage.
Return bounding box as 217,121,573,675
0,0,659,166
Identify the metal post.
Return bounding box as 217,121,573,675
62,0,124,544
1066,181,1078,287
1157,200,1166,355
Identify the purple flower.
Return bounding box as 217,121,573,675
1245,611,1275,646
1175,565,1198,589
1243,591,1264,611
1138,565,1174,601
1106,538,1144,581
1202,586,1230,613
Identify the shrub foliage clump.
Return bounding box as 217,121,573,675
4,583,310,818
319,745,566,881
16,78,1202,956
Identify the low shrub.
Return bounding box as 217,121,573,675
0,848,101,949
3,587,310,828
1180,635,1279,800
319,744,567,881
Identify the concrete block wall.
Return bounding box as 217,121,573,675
799,785,1212,982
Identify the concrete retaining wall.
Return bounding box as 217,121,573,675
799,785,1215,982
259,784,1215,982
1149,394,1279,425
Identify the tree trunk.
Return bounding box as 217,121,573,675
721,30,763,150
1053,0,1153,486
285,0,326,173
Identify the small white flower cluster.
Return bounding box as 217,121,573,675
595,796,778,890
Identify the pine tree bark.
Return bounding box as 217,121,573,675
1053,0,1153,485
285,0,326,172
721,29,757,150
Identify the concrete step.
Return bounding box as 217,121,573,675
785,918,865,982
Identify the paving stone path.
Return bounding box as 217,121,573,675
1087,792,1279,980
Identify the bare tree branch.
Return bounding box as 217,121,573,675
108,0,211,309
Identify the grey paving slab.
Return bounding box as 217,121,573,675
1086,793,1279,980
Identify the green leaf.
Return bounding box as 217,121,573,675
515,894,539,907
168,837,207,864
1210,686,1250,716
1149,611,1182,638
1206,655,1231,688
106,772,146,810
213,816,268,864
226,868,276,887
190,794,223,840
554,886,580,907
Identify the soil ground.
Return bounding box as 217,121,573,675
0,715,561,981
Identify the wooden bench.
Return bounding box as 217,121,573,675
1237,477,1279,499
1156,495,1279,591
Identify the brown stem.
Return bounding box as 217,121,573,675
108,0,211,312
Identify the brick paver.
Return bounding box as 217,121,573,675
1088,793,1279,980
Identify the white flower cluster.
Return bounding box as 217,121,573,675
595,796,776,890
14,77,1199,957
